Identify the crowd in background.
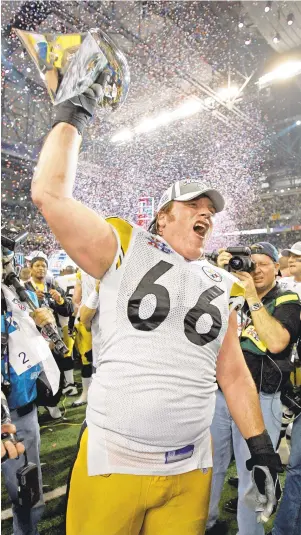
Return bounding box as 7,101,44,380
2,190,301,258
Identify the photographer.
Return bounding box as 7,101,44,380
207,242,301,535
25,256,74,418
1,248,60,535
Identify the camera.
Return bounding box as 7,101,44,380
16,461,40,508
2,230,28,281
281,382,301,416
1,229,68,356
205,251,219,264
225,247,256,273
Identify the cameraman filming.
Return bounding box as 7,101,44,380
206,242,301,535
25,255,74,419
1,244,60,535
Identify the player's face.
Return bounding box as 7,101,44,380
158,196,215,260
251,254,278,292
31,260,47,281
288,253,301,278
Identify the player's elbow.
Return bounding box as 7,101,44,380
31,183,44,209
266,331,290,354
31,183,54,212
267,340,289,354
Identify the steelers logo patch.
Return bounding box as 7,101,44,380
202,266,222,283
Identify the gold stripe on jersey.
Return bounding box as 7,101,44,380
275,293,300,307
106,217,133,269
76,271,82,282
229,281,245,312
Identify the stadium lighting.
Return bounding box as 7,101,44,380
217,86,239,101
134,118,157,134
238,21,244,28
111,98,203,143
273,33,280,44
287,13,294,26
172,98,203,118
258,60,301,86
265,1,272,13
111,128,133,142
296,120,301,126
134,99,203,133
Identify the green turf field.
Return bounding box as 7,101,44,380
1,390,286,535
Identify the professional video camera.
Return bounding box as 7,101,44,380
1,229,68,356
1,391,40,506
225,247,256,273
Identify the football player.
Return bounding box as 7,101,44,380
71,269,95,406
31,77,283,535
55,265,78,396
80,279,101,370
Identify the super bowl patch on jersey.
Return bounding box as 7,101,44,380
147,236,174,254
202,266,222,282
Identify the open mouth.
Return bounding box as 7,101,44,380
193,222,208,238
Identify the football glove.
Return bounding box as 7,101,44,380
244,430,283,523
52,70,111,135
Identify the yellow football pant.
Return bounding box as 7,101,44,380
66,428,212,535
62,325,75,358
74,321,92,366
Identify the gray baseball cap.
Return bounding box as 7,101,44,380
149,179,225,230
281,241,301,257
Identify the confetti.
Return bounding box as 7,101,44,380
1,1,300,256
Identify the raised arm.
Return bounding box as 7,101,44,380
31,79,118,278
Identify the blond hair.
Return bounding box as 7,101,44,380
153,201,174,235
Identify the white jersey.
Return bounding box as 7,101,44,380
55,273,77,328
76,269,96,306
85,291,101,368
86,218,245,477
55,273,77,297
279,277,301,300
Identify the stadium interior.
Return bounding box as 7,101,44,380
1,1,301,535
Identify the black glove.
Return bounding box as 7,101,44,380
244,430,283,523
52,71,111,135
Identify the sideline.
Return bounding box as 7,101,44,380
1,484,67,521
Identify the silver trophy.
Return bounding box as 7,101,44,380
14,28,130,110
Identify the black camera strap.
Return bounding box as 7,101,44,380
1,290,11,386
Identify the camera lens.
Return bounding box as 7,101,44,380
229,257,243,271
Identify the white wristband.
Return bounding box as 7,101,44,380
85,289,99,310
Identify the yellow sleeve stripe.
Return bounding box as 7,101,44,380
230,281,245,299
106,217,133,269
76,271,82,281
228,282,245,311
275,293,300,307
